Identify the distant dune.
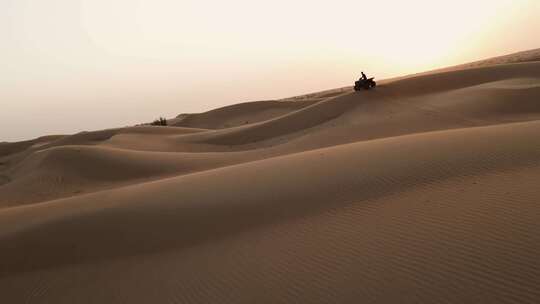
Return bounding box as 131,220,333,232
1,49,540,303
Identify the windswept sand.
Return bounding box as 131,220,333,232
1,51,540,303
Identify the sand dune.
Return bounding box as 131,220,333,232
289,48,540,100
170,62,540,153
172,99,319,129
0,135,64,157
0,146,245,207
1,50,540,303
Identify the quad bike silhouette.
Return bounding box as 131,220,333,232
354,77,376,91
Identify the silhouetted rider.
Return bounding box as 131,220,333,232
361,72,368,81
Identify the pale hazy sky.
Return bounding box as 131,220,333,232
2,0,539,142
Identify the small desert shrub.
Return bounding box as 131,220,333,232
151,117,167,126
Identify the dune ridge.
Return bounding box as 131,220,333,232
1,49,540,303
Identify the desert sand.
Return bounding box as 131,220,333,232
1,49,540,303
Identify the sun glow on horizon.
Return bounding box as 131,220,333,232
1,0,539,141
